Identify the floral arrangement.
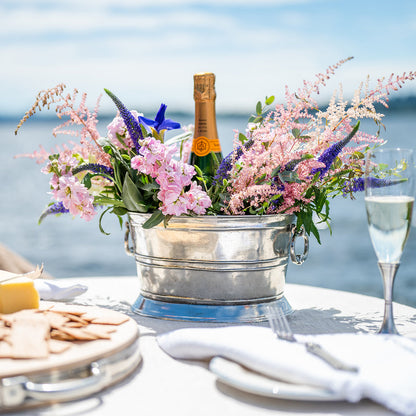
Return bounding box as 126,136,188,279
15,57,415,242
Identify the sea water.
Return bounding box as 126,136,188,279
1,112,416,307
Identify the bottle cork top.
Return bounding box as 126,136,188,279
194,72,216,101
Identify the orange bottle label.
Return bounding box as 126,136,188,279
192,136,222,157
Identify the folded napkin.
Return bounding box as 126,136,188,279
34,279,88,301
158,326,416,416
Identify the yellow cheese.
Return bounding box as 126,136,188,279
0,273,40,314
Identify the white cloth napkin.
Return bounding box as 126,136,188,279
34,279,88,301
158,326,416,416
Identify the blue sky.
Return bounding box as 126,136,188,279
1,0,415,116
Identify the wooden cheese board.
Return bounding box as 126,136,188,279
0,302,141,411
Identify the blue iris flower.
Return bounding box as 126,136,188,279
139,104,181,133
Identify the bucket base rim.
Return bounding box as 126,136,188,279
131,295,292,323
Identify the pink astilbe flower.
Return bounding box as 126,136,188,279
223,58,415,217
14,145,50,165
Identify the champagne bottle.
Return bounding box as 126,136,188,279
189,72,223,177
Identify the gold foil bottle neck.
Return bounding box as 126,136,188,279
193,72,216,101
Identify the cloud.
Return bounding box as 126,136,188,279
1,0,415,116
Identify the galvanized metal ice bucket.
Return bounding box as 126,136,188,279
124,212,308,323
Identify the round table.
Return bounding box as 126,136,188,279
5,276,416,416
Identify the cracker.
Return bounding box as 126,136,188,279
50,329,75,341
83,309,129,325
0,340,12,357
0,326,10,340
58,327,98,341
46,304,89,316
48,339,72,354
9,315,50,359
42,311,70,329
63,313,89,325
82,324,113,340
64,322,84,328
0,304,130,360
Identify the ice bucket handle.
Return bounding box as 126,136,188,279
124,222,134,257
290,224,309,265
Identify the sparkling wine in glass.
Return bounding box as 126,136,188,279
364,148,414,334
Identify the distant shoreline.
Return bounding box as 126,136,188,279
3,95,416,124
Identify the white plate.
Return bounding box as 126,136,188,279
209,356,345,401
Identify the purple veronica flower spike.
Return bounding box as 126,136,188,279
104,89,143,152
139,104,181,133
312,121,360,178
72,163,114,179
343,177,402,193
38,201,69,224
213,139,254,185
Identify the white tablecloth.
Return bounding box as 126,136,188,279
5,276,416,416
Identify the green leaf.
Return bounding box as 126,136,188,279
255,173,267,184
238,132,247,144
140,181,160,192
98,207,112,235
112,206,128,216
142,210,165,229
163,214,173,227
292,128,300,138
94,196,126,207
270,166,281,178
310,221,321,244
82,173,92,189
333,157,342,169
194,165,204,177
265,96,275,106
256,101,262,115
278,171,301,183
122,173,148,212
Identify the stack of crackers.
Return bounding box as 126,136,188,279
0,303,129,359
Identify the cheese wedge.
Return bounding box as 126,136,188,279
0,275,40,314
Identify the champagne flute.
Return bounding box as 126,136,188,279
364,148,414,334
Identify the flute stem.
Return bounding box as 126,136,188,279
377,262,400,335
